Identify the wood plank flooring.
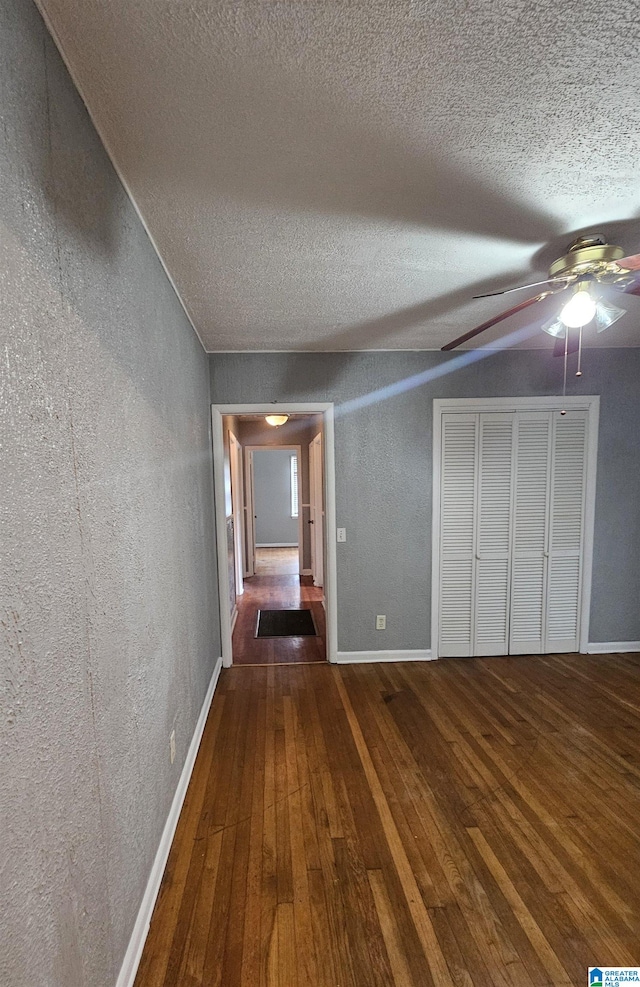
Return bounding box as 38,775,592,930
254,547,300,576
134,653,640,987
232,550,325,665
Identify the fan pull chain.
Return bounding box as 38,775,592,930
576,324,583,377
561,328,569,415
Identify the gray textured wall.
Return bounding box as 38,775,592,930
1,3,219,986
253,449,299,545
210,349,640,651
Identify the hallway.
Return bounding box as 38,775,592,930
232,549,326,665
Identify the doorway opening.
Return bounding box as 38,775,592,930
212,404,338,667
245,445,304,580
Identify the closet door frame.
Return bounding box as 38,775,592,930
432,396,599,660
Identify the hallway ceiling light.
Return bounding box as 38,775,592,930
265,414,289,427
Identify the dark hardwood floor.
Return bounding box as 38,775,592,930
134,653,640,987
232,549,326,665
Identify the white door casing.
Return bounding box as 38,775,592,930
244,447,256,578
211,405,338,667
309,432,324,589
229,432,245,596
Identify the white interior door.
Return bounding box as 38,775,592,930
309,433,324,588
509,410,588,654
474,414,514,656
439,408,589,658
229,432,244,596
509,413,552,654
439,413,514,658
545,412,588,652
439,414,477,657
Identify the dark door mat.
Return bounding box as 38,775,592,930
256,609,317,637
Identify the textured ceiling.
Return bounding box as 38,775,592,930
37,0,640,350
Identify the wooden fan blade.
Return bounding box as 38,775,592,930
473,276,571,299
613,254,640,296
622,279,640,297
441,292,551,351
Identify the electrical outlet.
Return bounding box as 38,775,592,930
337,527,346,542
376,615,386,630
170,729,176,764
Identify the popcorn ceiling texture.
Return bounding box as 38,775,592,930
35,0,640,350
0,2,219,985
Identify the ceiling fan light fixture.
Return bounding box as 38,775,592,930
595,297,626,333
265,413,289,427
541,315,566,339
443,234,640,353
559,283,597,328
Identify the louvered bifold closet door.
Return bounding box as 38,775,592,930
545,411,588,652
474,414,514,656
509,413,552,654
439,414,477,657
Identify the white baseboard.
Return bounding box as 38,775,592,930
335,649,434,664
116,656,223,987
230,606,238,634
255,542,298,548
586,641,640,654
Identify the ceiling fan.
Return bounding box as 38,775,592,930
441,235,640,354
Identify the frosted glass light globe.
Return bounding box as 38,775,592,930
560,289,596,328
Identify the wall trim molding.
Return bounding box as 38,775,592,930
336,649,434,664
586,642,640,654
230,607,239,635
255,542,298,548
115,656,223,987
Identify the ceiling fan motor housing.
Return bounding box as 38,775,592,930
549,237,625,278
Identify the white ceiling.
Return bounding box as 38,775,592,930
38,0,640,350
